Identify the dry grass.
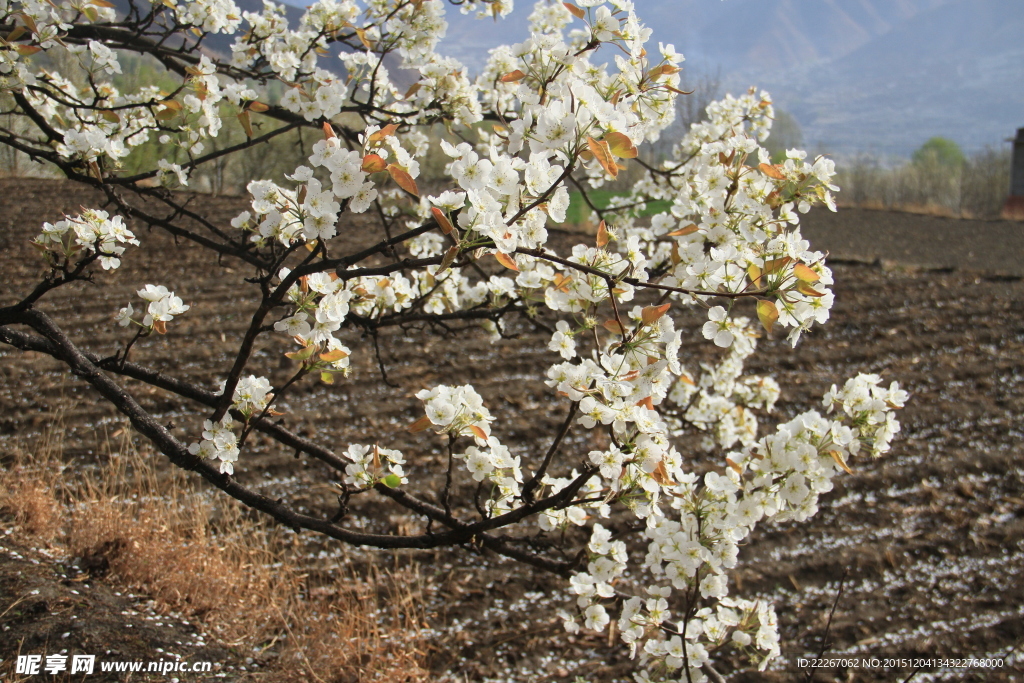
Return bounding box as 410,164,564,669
0,408,431,682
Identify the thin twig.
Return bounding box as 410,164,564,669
805,568,849,683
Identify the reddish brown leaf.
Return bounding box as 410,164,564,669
667,224,699,237
602,319,626,336
641,303,671,325
651,461,672,485
387,164,419,196
596,220,609,248
586,136,618,178
562,1,584,19
237,111,253,138
762,256,792,275
361,153,387,173
494,252,519,271
407,415,433,433
758,162,785,180
403,82,422,100
438,245,460,272
369,123,399,144
499,70,527,83
354,27,373,50
431,207,455,234
830,450,853,474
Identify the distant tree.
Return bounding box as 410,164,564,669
912,137,965,168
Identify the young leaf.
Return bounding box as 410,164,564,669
237,110,253,138
648,64,680,79
403,82,422,100
641,303,671,325
381,473,402,488
319,348,349,362
285,345,316,361
758,162,785,180
247,101,270,113
602,319,626,336
387,164,419,196
562,1,585,19
322,121,336,139
796,282,825,297
499,70,526,83
667,224,699,237
152,320,167,335
469,425,488,441
651,460,672,485
354,27,373,50
586,136,618,178
494,252,519,271
320,371,334,384
431,206,454,234
793,262,820,283
437,245,460,272
605,131,638,159
369,123,399,144
408,415,433,433
830,450,853,474
596,220,609,248
725,457,743,476
16,44,42,56
762,256,792,275
756,299,779,334
361,153,387,173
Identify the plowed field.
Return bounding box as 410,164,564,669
2,178,1023,682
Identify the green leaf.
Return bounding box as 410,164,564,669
381,473,401,488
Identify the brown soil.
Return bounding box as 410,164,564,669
2,178,1024,682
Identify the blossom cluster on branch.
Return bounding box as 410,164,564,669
0,0,908,680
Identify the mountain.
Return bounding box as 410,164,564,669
274,0,1024,158
722,0,1024,157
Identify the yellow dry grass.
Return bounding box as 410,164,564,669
0,406,430,682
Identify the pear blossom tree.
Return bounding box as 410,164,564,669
0,0,907,680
